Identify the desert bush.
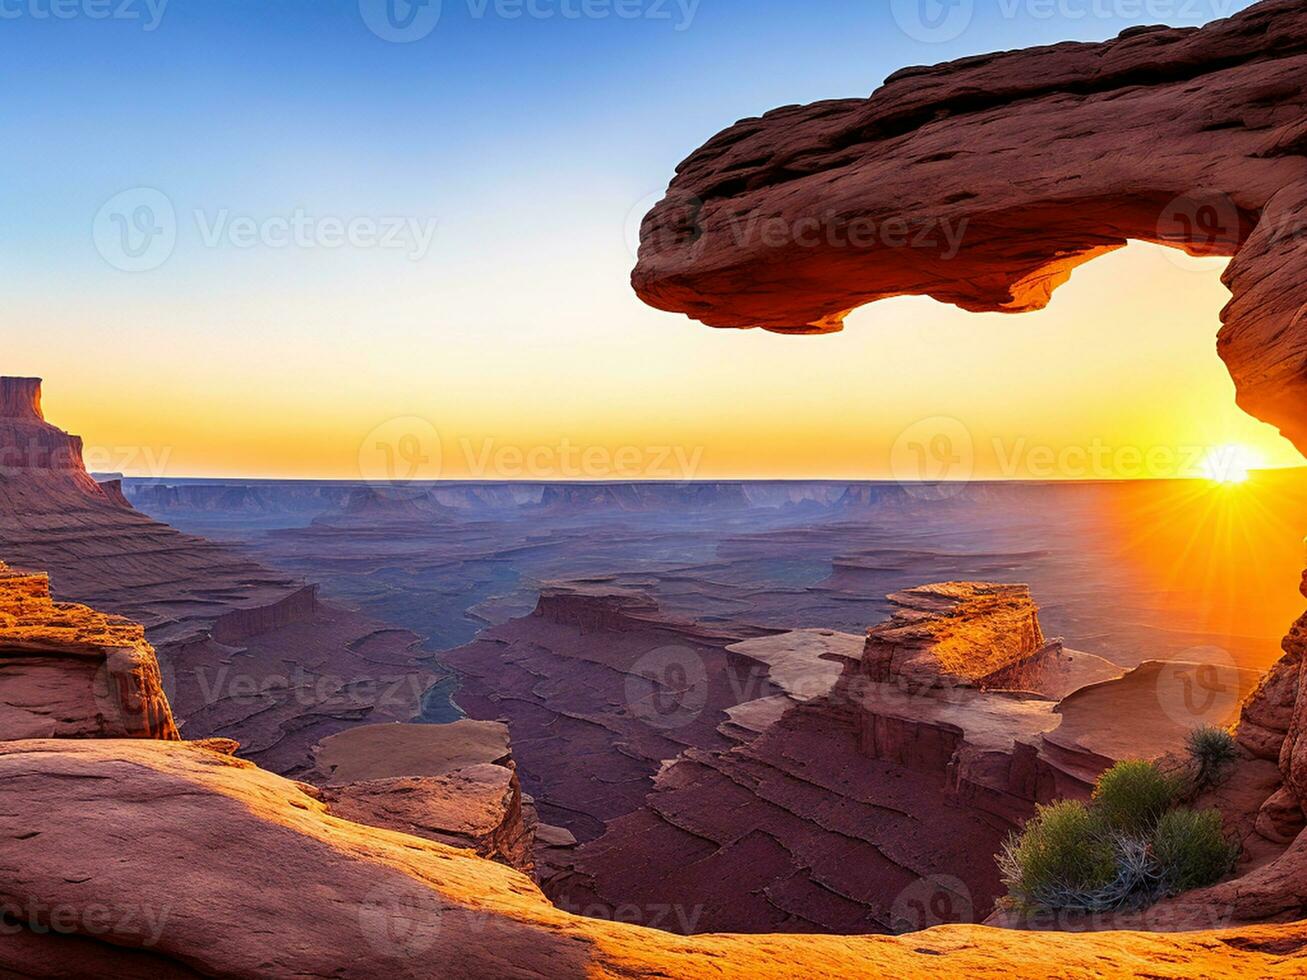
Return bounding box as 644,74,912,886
997,801,1119,911
1092,760,1182,834
1186,725,1239,791
1152,808,1238,894
999,760,1237,913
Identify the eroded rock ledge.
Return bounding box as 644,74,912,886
546,582,1135,934
0,562,178,740
631,0,1307,452
4,738,1305,978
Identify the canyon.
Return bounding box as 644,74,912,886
0,377,433,775
4,0,1307,974
2,556,1305,974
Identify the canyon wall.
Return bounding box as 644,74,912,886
0,562,177,741
462,582,1124,935
0,378,431,775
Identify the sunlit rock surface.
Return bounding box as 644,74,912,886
308,721,539,875
3,737,1305,978
0,562,177,741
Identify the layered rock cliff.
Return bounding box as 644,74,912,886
0,562,177,741
0,378,432,774
863,583,1063,691
631,0,1307,453
544,582,1130,933
442,586,780,841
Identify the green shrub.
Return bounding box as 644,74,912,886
998,801,1119,910
1186,726,1239,790
1093,760,1182,834
1152,808,1238,893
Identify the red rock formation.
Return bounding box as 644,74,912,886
442,586,780,840
1238,574,1307,848
863,583,1061,691
0,562,177,741
4,737,1305,977
320,766,537,875
631,0,1307,452
631,0,1307,935
545,583,1134,934
0,379,433,775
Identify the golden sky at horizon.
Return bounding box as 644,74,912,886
12,242,1304,483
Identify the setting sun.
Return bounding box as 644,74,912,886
1198,443,1262,484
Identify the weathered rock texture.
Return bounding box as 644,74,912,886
0,562,177,741
0,378,432,774
4,737,1305,978
320,766,537,875
1239,573,1307,849
631,0,1307,452
442,586,780,840
546,583,1136,934
311,720,539,874
864,583,1064,691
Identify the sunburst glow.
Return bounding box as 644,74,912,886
1198,443,1261,484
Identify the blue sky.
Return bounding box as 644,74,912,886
3,0,1284,480
1,0,1257,284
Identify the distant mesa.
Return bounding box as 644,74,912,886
0,377,43,421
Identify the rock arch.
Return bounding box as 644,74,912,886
631,0,1307,451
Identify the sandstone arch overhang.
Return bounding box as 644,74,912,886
631,0,1307,452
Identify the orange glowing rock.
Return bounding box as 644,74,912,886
0,561,179,741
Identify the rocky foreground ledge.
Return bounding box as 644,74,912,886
2,559,1306,972
3,737,1305,978
0,562,177,741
